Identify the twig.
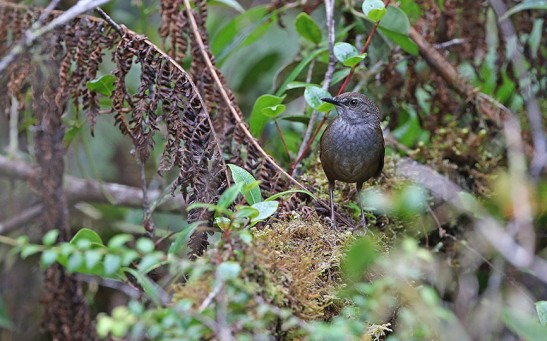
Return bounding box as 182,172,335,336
182,0,298,185
73,273,141,298
290,0,391,175
0,204,43,234
198,283,223,312
0,155,183,212
502,115,535,253
433,38,468,49
395,158,547,284
140,162,155,236
95,7,123,37
0,0,111,74
274,119,291,162
488,0,546,179
293,0,337,173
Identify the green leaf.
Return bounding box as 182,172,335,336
67,252,84,272
104,254,122,276
275,47,328,96
392,105,424,146
261,104,286,118
304,85,333,111
249,94,285,137
362,0,387,21
536,301,547,325
333,42,359,64
168,223,199,255
250,201,278,226
285,81,310,89
84,250,102,269
528,18,543,58
136,238,155,254
107,234,133,249
138,254,163,273
343,54,367,67
331,68,351,85
41,249,58,268
294,13,322,44
228,164,262,205
210,0,245,13
211,6,274,65
502,309,547,341
394,185,427,217
342,237,379,282
266,189,316,201
63,120,83,146
21,244,42,259
218,182,245,211
377,6,419,55
42,230,59,246
86,74,116,97
70,228,104,246
216,261,241,282
125,268,162,306
501,0,547,20
235,206,260,220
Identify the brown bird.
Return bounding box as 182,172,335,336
320,92,385,227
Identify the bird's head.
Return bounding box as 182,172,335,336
321,92,382,125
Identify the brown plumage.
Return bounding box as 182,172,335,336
320,92,385,227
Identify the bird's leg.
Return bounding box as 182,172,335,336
356,182,366,226
329,180,336,228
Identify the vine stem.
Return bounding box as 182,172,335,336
289,0,391,176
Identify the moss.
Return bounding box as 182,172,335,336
248,212,354,320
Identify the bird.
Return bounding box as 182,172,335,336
320,92,385,227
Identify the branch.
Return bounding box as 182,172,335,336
408,27,508,125
395,158,547,284
488,0,546,179
0,0,111,74
290,0,391,175
293,0,337,174
0,155,184,212
0,205,43,234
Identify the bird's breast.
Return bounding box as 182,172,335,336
320,120,384,183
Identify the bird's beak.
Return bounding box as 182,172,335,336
321,97,341,106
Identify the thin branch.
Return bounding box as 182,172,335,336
95,7,123,37
0,204,43,234
181,1,301,193
73,273,141,299
488,0,546,179
274,119,291,162
198,283,223,313
338,0,391,95
290,0,391,175
395,158,547,284
0,0,111,74
433,38,468,49
293,0,337,175
0,155,184,212
140,162,155,236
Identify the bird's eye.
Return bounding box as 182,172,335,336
349,99,358,106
